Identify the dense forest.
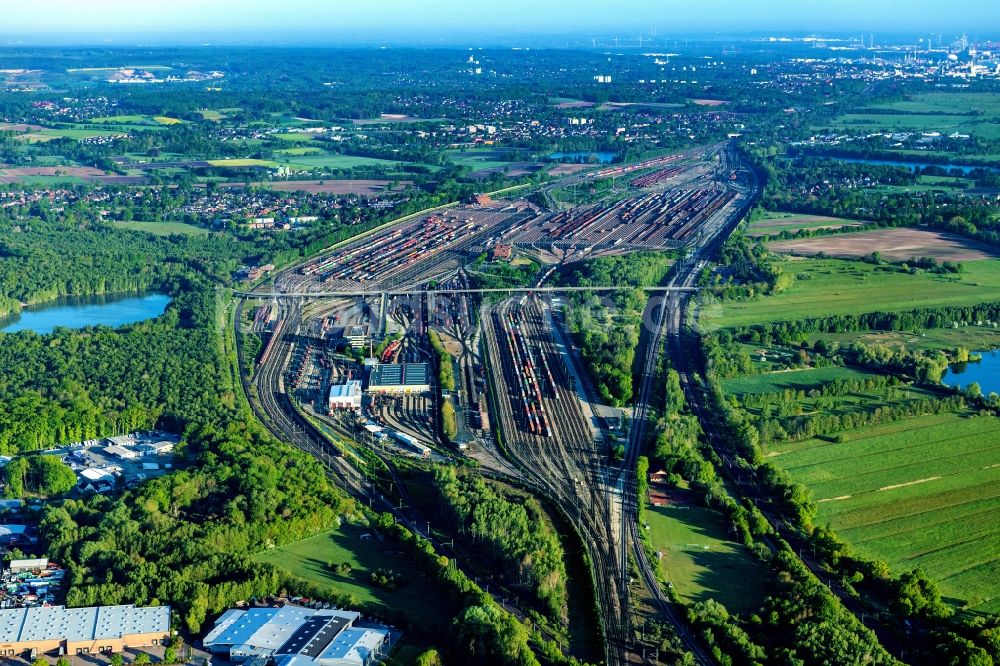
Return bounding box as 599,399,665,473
559,252,676,405
0,208,357,630
3,455,77,497
434,467,569,624
0,281,226,454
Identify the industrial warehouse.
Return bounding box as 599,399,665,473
202,604,390,666
0,604,170,658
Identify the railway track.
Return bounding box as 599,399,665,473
236,297,365,495
482,296,632,665
618,142,759,665
309,386,565,647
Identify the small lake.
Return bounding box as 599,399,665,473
943,349,1000,395
0,293,172,334
829,156,999,175
549,151,618,164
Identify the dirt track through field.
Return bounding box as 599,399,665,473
879,476,941,492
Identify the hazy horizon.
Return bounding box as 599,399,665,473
0,0,996,46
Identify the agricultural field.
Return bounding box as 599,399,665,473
914,174,974,189
256,113,319,128
14,127,131,142
821,113,1000,141
704,257,1000,329
874,92,1000,117
721,365,873,396
274,154,411,170
748,211,867,237
0,122,42,132
254,522,459,631
768,228,1000,263
0,166,143,185
262,179,412,194
819,93,1000,144
275,146,327,156
273,132,319,143
89,114,157,124
872,177,977,196
765,412,1000,613
206,158,279,168
3,175,86,186
644,499,768,614
112,220,209,236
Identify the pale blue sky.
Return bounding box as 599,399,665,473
0,0,995,41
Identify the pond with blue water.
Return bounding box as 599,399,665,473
943,349,1000,395
825,156,999,176
0,293,172,334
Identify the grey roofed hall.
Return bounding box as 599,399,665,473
0,605,170,643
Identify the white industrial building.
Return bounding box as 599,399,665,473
77,468,116,493
203,605,389,666
103,444,138,460
136,440,175,456
7,557,49,573
328,380,363,411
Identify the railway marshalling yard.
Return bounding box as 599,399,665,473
239,143,757,665
280,143,730,295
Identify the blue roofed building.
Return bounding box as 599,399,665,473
202,605,390,666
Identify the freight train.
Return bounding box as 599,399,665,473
496,307,550,437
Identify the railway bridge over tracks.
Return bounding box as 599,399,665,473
234,285,702,299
